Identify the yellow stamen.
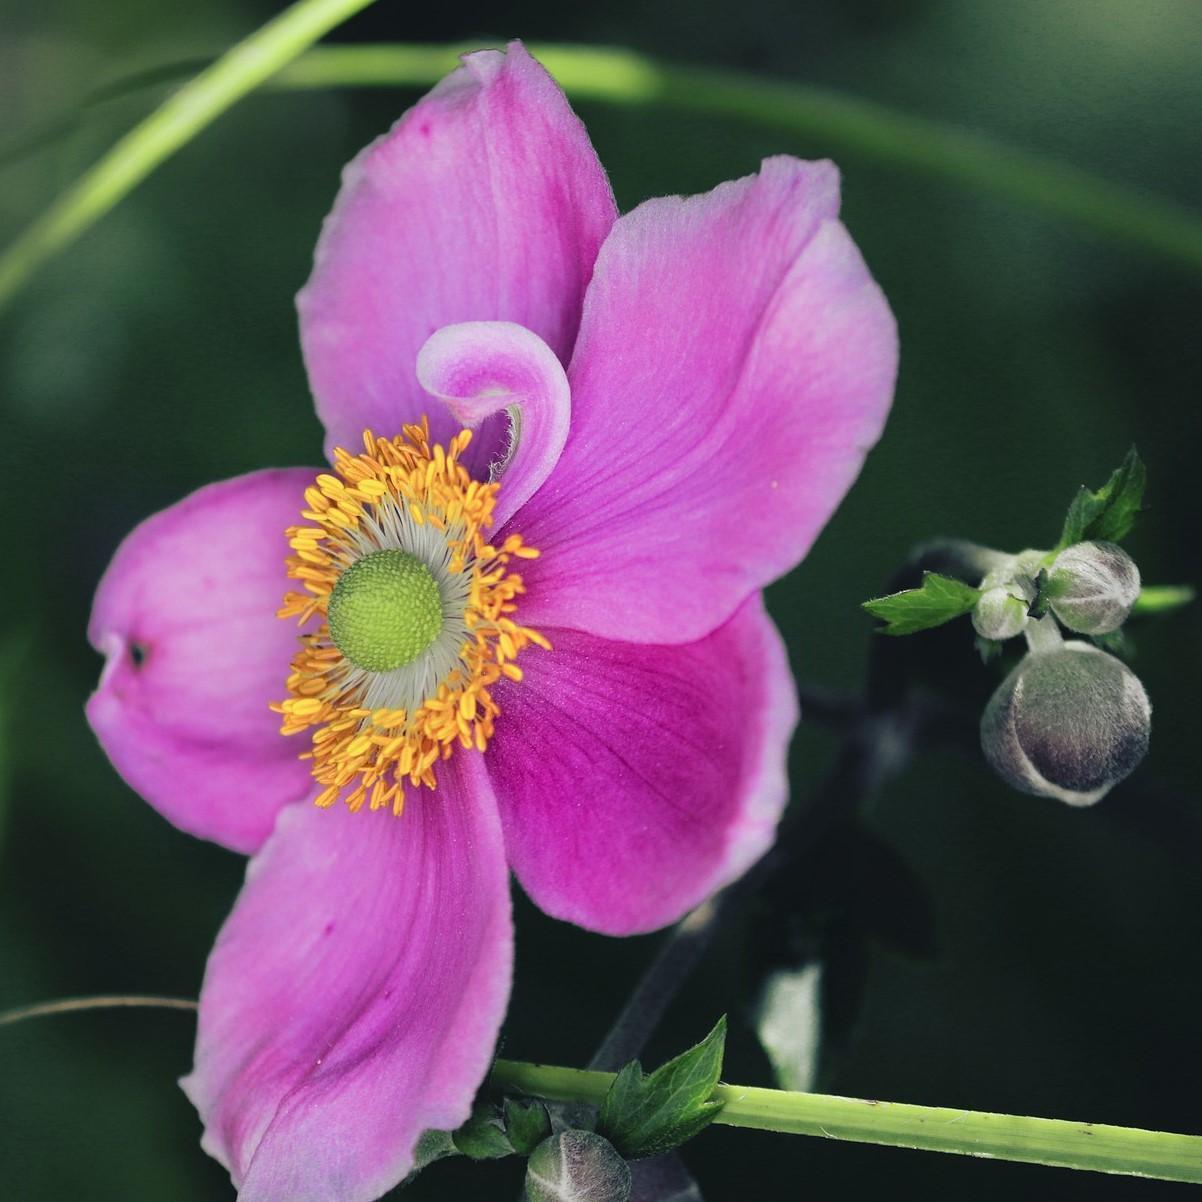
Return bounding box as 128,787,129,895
274,420,547,812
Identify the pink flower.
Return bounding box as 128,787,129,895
86,42,896,1202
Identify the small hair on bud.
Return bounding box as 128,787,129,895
1047,540,1141,635
526,1130,632,1202
980,642,1150,806
972,586,1029,641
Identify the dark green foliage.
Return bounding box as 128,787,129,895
504,1097,553,1156
452,1104,514,1160
1056,447,1146,549
598,1018,726,1160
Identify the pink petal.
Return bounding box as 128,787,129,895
87,470,317,854
298,41,616,468
486,596,796,935
181,755,512,1202
513,158,898,644
417,322,571,527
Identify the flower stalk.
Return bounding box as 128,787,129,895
0,0,379,307
5,996,1200,1183
491,1059,1202,1185
1023,612,1064,654
6,35,1202,309
275,44,1202,272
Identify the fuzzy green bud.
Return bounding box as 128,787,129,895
980,642,1150,806
1046,540,1140,635
972,586,1030,641
327,549,442,673
526,1131,632,1202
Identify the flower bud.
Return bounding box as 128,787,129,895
972,586,1029,640
980,642,1150,806
1046,540,1140,635
526,1130,632,1202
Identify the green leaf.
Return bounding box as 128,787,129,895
402,1130,461,1185
451,1103,513,1160
1056,447,1146,549
598,1017,727,1159
1024,564,1052,615
504,1097,553,1156
1130,584,1195,617
861,572,982,636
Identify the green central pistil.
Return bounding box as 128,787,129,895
327,549,443,673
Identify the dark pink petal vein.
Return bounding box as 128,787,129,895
486,596,797,935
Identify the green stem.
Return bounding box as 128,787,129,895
273,42,1202,273
1132,584,1196,616
5,997,1199,1183
0,0,379,308
491,1059,1202,1184
1024,612,1065,655
5,39,1202,309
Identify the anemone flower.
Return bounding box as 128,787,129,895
86,41,897,1202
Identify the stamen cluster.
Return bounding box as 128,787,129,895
274,422,546,811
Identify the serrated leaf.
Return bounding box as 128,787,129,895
1056,447,1146,550
451,1103,513,1160
1027,567,1053,618
598,1017,726,1160
623,1104,724,1159
1131,584,1195,617
402,1129,461,1185
862,572,981,636
504,1096,552,1156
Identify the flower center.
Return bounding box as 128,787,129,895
327,549,442,672
273,421,547,813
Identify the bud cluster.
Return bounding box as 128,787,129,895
971,540,1149,806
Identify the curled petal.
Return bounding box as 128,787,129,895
299,41,616,469
417,321,571,526
486,596,796,935
182,756,513,1202
87,470,317,854
514,157,898,644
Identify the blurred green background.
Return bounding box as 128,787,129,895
2,1,1201,1198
